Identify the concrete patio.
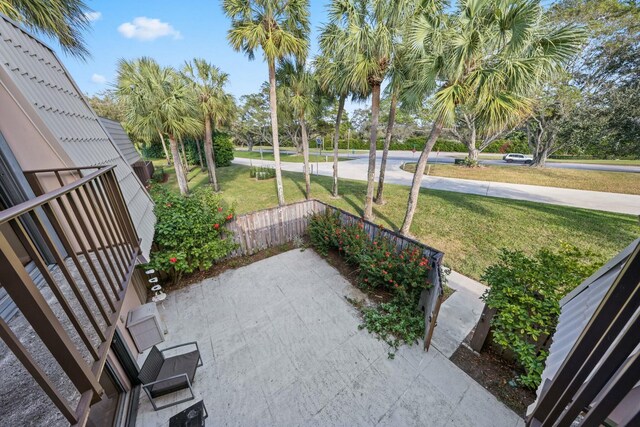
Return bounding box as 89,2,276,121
136,249,522,426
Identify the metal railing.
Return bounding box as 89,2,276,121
0,165,140,425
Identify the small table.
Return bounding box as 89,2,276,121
169,400,208,427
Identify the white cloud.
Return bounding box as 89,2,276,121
91,73,107,84
117,17,182,41
85,11,102,22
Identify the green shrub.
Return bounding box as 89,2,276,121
359,297,425,350
213,132,234,167
141,142,165,159
147,186,237,283
481,244,600,389
249,166,276,180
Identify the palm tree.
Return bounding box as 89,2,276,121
374,43,412,205
399,0,585,235
315,27,361,198
182,58,235,191
324,0,412,220
115,58,173,166
223,0,310,206
0,0,92,57
276,59,315,199
116,58,200,195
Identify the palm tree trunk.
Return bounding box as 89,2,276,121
268,60,286,206
204,116,220,191
169,135,189,196
180,137,189,171
158,130,171,165
400,114,445,235
467,120,478,161
375,90,397,205
300,116,311,199
332,94,346,197
195,138,204,171
364,83,381,220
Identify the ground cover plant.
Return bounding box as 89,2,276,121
309,211,434,351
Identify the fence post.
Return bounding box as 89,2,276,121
469,305,496,352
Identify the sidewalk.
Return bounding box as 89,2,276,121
233,157,640,215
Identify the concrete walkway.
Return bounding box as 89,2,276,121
137,249,522,427
233,157,640,215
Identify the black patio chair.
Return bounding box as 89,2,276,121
138,342,203,411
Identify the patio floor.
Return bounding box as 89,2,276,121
136,249,523,427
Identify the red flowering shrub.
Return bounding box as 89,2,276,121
309,211,432,296
147,186,237,284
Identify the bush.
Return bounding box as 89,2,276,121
146,186,237,283
481,244,600,389
141,142,165,159
213,132,234,167
249,166,276,180
309,211,434,350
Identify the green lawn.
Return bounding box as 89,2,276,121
403,163,640,195
234,150,354,163
546,158,640,166
151,162,639,281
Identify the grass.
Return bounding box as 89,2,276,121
546,158,640,166
402,163,640,195
234,150,354,163
237,146,368,154
151,161,639,281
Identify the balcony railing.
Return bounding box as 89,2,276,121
0,165,140,425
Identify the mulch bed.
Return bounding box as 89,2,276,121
450,344,537,418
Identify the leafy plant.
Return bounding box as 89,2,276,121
213,132,234,167
147,186,237,284
481,244,601,389
249,166,276,180
359,296,425,350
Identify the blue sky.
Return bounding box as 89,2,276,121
48,0,333,102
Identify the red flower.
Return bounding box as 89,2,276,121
394,283,399,288
218,207,223,212
226,214,233,220
356,235,360,239
214,223,220,229
169,257,177,264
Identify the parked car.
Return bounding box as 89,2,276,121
503,153,533,164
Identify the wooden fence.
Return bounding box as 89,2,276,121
226,199,445,350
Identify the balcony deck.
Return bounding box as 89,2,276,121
136,249,522,427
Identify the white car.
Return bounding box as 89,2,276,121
503,153,533,164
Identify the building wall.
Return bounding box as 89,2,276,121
0,15,155,260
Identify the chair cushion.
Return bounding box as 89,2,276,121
149,350,200,398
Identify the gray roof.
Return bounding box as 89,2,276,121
0,15,154,260
529,238,640,414
99,117,143,166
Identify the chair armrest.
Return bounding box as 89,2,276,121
142,372,191,389
160,342,202,367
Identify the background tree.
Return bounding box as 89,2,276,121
223,0,310,206
233,90,272,151
276,59,315,198
116,58,200,195
400,0,584,235
183,58,235,191
0,0,92,57
87,90,125,122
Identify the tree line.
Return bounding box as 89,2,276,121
27,0,637,236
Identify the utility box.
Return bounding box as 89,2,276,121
126,302,164,352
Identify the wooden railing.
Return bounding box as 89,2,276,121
227,199,445,350
0,165,140,426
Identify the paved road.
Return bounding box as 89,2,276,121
234,156,640,215
271,149,640,173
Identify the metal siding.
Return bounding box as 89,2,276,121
98,118,143,166
0,16,154,260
